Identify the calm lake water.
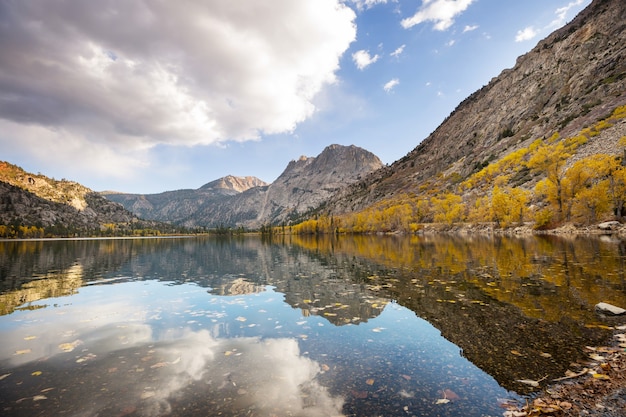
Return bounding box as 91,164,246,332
1,234,625,417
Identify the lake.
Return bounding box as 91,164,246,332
1,234,625,416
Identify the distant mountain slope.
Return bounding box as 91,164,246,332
103,175,267,223
0,161,170,236
327,0,626,215
182,144,383,228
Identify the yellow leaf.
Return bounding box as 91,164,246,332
591,373,610,380
510,350,523,356
14,349,31,355
436,398,450,405
23,336,37,341
31,371,42,376
366,378,375,385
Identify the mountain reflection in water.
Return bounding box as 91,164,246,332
0,234,624,416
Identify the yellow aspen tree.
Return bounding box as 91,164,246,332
527,136,571,220
431,193,465,224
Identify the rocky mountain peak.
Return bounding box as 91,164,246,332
200,175,267,193
180,144,384,228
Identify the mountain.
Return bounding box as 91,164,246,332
0,161,172,237
179,144,383,228
325,0,626,217
103,175,267,223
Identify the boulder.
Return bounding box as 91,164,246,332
595,302,626,316
597,221,621,231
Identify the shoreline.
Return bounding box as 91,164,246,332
502,323,626,417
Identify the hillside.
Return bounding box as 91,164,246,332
314,0,626,232
179,144,383,229
103,175,267,223
0,161,175,237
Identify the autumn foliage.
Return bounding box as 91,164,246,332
291,105,626,234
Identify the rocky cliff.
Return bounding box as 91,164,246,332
327,0,626,214
103,175,267,223
181,144,383,228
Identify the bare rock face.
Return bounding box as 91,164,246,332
328,0,626,214
184,144,383,228
104,175,268,223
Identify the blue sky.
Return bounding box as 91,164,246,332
0,0,591,193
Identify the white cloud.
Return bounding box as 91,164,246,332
348,0,389,11
390,44,406,58
446,39,456,47
463,24,479,33
0,0,356,179
550,0,585,28
515,26,539,42
352,49,380,70
383,78,400,92
401,0,475,31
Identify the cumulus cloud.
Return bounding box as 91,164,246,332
463,24,479,33
352,49,380,70
383,78,400,92
0,0,356,177
401,0,475,31
390,44,406,58
515,26,539,42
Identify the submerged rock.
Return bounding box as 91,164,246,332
595,302,626,316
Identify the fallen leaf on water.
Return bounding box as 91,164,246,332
0,373,11,381
365,378,375,385
351,390,368,399
510,350,523,357
235,316,247,322
170,357,181,365
321,364,330,372
58,340,81,353
14,349,31,355
371,327,383,333
515,375,547,387
31,371,42,376
150,362,168,369
224,350,234,356
401,374,411,381
32,395,47,401
141,391,155,399
24,336,37,341
443,389,460,401
435,398,450,405
540,352,552,358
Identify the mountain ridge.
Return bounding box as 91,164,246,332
323,0,626,217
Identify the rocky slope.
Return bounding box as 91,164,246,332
0,161,170,235
326,0,626,215
103,175,267,223
180,144,383,228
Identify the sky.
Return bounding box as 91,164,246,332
0,0,592,194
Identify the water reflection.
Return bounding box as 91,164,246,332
0,235,625,416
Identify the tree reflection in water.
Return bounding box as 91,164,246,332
0,234,624,416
